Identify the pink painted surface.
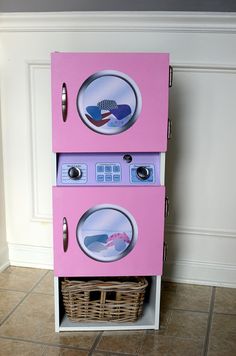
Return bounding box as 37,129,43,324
51,52,169,153
53,186,165,277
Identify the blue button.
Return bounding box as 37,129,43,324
105,175,112,182
97,175,104,182
113,175,121,182
131,169,136,177
113,165,120,172
105,166,112,173
97,165,104,173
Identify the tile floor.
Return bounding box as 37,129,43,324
0,267,235,355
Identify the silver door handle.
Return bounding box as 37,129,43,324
167,118,172,139
169,66,173,87
163,242,168,262
62,83,67,122
165,197,170,217
63,217,68,252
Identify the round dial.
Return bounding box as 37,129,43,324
68,167,82,180
136,166,150,180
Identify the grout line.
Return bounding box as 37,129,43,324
29,292,53,296
90,351,137,356
106,352,137,356
30,270,51,290
167,307,210,315
87,331,139,356
0,287,36,293
0,270,50,327
99,351,138,356
0,335,92,352
88,331,103,356
212,311,236,316
136,329,147,354
41,344,48,356
202,286,216,356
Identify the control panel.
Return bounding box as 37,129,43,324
57,153,161,186
96,163,121,183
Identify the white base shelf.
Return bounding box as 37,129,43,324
54,276,161,332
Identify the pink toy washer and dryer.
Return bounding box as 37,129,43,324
51,53,170,330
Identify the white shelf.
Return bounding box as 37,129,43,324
54,276,161,332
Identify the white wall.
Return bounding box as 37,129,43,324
0,12,235,286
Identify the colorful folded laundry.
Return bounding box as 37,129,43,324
85,114,110,127
113,239,127,252
84,234,108,247
86,106,102,121
86,102,132,126
110,105,132,120
83,231,131,256
107,232,130,246
97,99,118,111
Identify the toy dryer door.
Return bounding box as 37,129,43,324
53,186,165,277
52,52,169,153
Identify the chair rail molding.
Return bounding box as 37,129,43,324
0,11,236,33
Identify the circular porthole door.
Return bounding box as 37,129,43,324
77,70,142,135
76,204,138,262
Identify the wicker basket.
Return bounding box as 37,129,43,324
61,277,148,323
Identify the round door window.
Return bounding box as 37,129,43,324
76,204,138,262
77,70,142,135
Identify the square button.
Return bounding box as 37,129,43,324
105,166,112,173
105,175,112,182
113,175,121,182
97,165,104,173
131,168,136,176
97,175,104,182
113,165,120,173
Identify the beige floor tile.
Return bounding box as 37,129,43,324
208,313,236,355
161,282,212,312
0,266,47,292
43,346,89,355
0,337,44,356
214,287,236,314
33,271,54,295
160,308,172,329
162,310,208,340
169,337,204,356
0,293,98,348
0,289,26,323
210,313,236,336
96,330,145,353
208,334,236,356
139,333,204,356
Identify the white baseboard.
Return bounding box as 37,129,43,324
163,226,236,288
8,243,53,270
0,246,9,272
163,261,236,288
